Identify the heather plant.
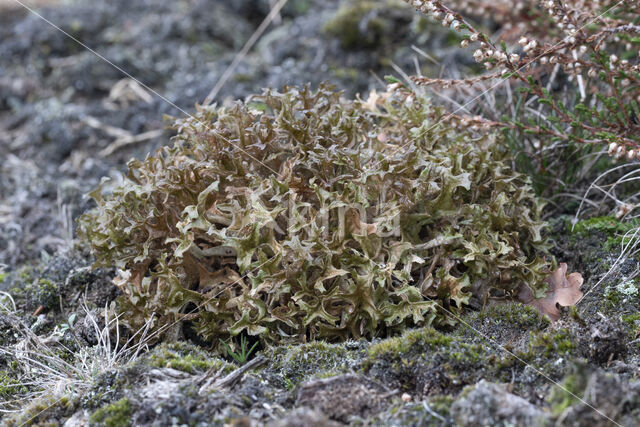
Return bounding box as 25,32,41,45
403,0,640,196
79,85,551,346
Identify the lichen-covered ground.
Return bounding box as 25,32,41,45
1,1,639,426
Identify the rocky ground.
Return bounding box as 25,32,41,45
1,0,639,426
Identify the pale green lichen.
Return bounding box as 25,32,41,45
605,280,639,306
79,85,550,345
616,280,639,298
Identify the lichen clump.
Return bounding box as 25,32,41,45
79,85,550,345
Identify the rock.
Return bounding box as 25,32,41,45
582,317,627,364
62,410,89,427
550,369,640,427
296,374,392,423
450,380,549,427
269,407,342,427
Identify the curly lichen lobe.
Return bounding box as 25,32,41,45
79,85,550,345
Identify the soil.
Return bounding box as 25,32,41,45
1,1,639,426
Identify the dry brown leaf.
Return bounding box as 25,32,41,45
346,208,378,235
517,263,583,321
197,265,244,295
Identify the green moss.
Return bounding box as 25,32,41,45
323,0,412,49
604,280,639,309
472,303,550,331
148,342,227,374
0,272,7,283
364,326,487,376
494,327,582,380
572,215,632,234
35,278,59,309
622,312,640,327
529,328,576,358
547,372,587,417
0,371,27,400
622,313,640,338
324,1,379,49
571,215,640,250
4,395,73,426
367,327,453,362
18,267,32,281
328,66,359,81
90,397,132,427
428,394,454,416
362,325,510,399
268,341,355,387
5,273,60,311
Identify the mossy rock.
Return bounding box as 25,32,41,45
622,313,640,343
3,395,74,427
266,340,366,388
459,303,550,346
323,0,411,50
570,215,640,251
3,275,60,314
528,328,577,358
473,304,550,330
90,397,132,427
363,326,497,396
548,371,587,417
148,341,228,374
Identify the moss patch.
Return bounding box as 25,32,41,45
363,326,496,396
0,370,27,400
5,275,60,312
267,340,363,388
622,313,640,347
4,395,74,426
428,394,454,417
366,327,454,363
34,278,59,309
571,215,640,251
90,397,132,427
324,1,393,49
622,313,640,330
462,303,551,345
529,328,577,358
148,342,227,374
547,370,588,417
